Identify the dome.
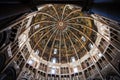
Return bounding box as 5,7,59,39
29,4,97,64
18,4,112,77
0,2,120,80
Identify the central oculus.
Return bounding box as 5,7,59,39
57,21,66,30
59,22,64,26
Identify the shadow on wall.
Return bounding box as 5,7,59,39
0,67,16,80
106,73,120,80
0,54,6,72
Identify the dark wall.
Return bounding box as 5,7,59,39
0,0,120,31
91,0,120,22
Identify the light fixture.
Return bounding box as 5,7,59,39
52,58,57,63
34,24,40,29
53,48,57,54
71,57,75,62
28,59,34,65
81,36,86,42
51,68,56,74
89,43,93,49
73,67,78,73
98,53,103,58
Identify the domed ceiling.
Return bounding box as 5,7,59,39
29,4,97,63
